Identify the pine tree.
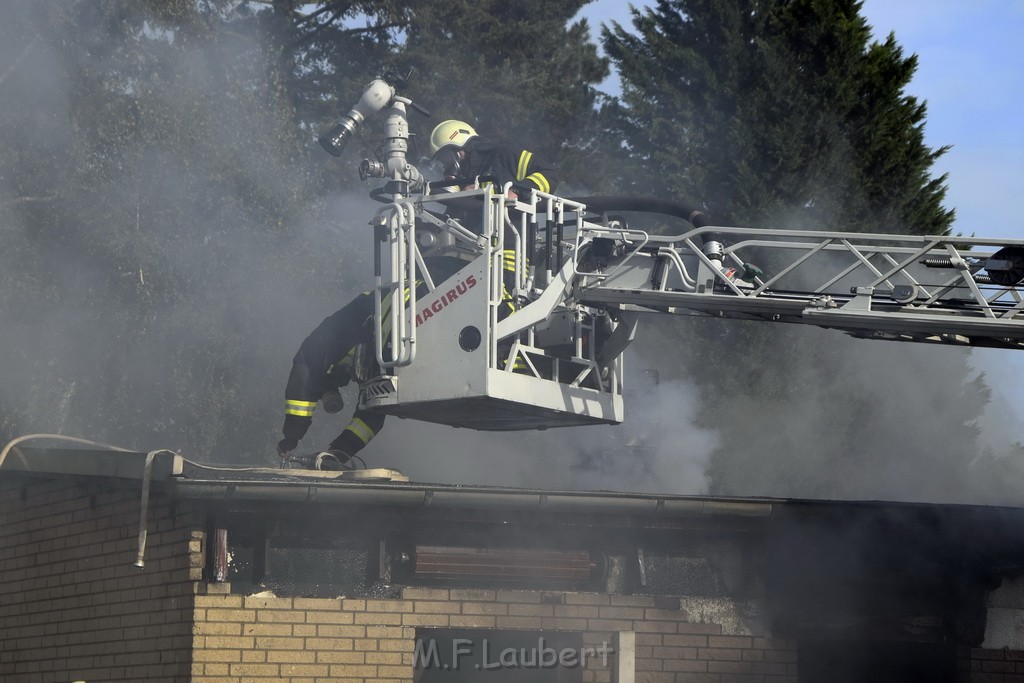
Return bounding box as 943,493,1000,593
598,0,993,501
0,0,607,461
388,0,608,184
601,0,952,233
0,1,389,456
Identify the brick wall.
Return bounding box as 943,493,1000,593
192,586,797,683
1,477,797,682
958,646,1024,682
0,477,202,682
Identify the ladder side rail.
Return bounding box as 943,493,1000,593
688,229,1017,297
402,200,418,365
526,197,539,295
574,225,652,281
555,198,567,274
579,284,1024,343
391,203,406,366
390,201,411,367
502,211,524,298
489,189,506,369
543,196,554,286
1001,290,1024,319
371,203,411,369
876,251,935,300
618,233,903,296
997,289,1024,319
944,243,998,320
583,229,1024,316
922,270,980,306
982,283,1020,308
711,236,978,298
412,235,436,291
519,201,530,294
684,225,1024,248
865,239,945,294
682,237,748,296
415,201,486,247
749,238,836,296
500,186,528,299
815,254,871,293
836,239,893,293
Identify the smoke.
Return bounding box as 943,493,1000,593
365,364,718,494
0,4,373,458
0,2,722,496
669,204,1021,504
3,3,1023,505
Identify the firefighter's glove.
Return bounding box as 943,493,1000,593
321,389,344,414
510,184,533,202
277,437,299,457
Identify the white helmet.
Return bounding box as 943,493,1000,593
429,120,477,159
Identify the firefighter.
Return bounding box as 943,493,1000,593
277,291,391,470
428,120,558,326
428,120,559,198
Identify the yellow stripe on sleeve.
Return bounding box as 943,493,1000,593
517,151,532,181
526,172,550,194
285,400,316,417
344,417,376,445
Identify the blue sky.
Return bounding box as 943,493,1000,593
581,0,1024,241
580,0,1024,447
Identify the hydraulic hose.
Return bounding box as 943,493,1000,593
0,434,165,569
566,196,714,229
0,433,133,470
0,434,291,570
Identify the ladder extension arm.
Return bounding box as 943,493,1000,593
573,225,1024,349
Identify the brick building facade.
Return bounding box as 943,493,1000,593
3,448,1024,682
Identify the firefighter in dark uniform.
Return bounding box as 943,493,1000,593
428,120,559,323
277,288,420,471
428,120,558,199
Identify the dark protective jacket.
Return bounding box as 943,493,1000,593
459,137,559,195
282,292,382,455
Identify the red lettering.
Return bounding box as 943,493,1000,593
413,276,479,328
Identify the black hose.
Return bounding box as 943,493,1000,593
566,196,714,229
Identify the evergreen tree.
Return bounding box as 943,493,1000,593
601,0,952,233
0,0,607,462
0,1,394,457
389,0,608,184
598,0,994,501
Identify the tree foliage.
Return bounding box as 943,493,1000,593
601,0,953,233
0,0,607,460
0,1,373,456
388,0,608,182
0,0,1016,503
598,0,992,501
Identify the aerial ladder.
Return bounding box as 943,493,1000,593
320,79,1024,432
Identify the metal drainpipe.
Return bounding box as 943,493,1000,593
134,450,175,568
